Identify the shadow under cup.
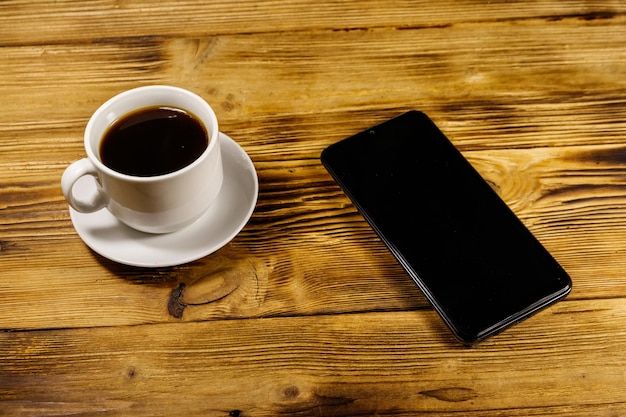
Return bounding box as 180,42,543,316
83,86,223,234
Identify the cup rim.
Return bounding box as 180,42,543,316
84,85,219,182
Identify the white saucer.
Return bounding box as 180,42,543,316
69,133,258,268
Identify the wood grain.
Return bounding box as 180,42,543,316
4,143,626,330
1,0,620,44
2,0,626,415
1,299,625,416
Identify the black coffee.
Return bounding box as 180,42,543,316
100,106,208,177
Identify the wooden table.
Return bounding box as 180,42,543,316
2,1,626,415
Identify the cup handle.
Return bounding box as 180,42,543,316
61,158,107,213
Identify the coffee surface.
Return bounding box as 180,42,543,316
100,106,208,177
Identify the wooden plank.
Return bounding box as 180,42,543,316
1,299,625,416
3,141,626,329
2,16,626,147
2,0,625,46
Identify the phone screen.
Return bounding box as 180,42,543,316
321,111,571,344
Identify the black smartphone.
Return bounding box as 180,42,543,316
321,110,572,344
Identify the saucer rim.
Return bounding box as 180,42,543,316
68,132,258,268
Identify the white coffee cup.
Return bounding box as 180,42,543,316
61,85,223,234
